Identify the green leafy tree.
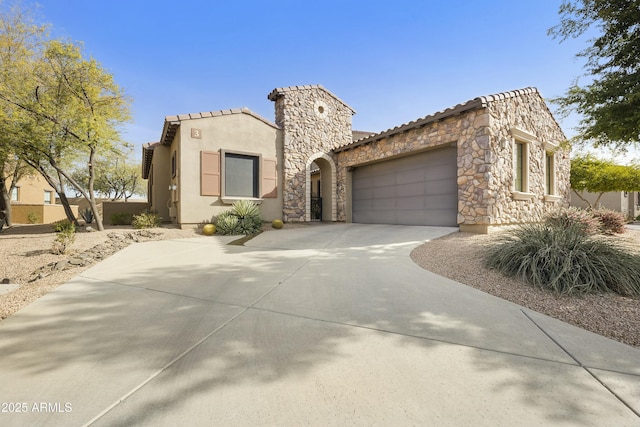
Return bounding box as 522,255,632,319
71,152,144,201
0,4,132,231
570,154,640,207
549,1,640,149
0,3,45,227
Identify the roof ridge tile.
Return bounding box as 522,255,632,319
267,84,356,114
335,86,543,152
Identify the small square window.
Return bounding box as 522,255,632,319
44,191,52,205
224,152,259,198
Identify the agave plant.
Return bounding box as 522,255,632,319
81,207,94,224
214,201,263,235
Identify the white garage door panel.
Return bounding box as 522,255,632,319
352,147,457,226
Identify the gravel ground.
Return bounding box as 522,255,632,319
411,228,640,348
2,223,639,348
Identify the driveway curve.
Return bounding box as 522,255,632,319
0,223,638,426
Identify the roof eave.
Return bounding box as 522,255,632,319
160,120,180,146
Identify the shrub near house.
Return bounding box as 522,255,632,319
485,208,640,297
215,201,262,235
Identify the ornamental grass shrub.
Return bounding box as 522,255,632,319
544,206,601,235
484,223,640,297
215,200,262,235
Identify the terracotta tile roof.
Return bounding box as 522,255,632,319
160,107,279,146
335,87,544,153
267,84,356,114
352,130,375,141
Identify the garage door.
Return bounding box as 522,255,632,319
352,146,458,226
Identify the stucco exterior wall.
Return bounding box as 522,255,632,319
571,191,640,219
271,86,353,221
11,174,53,205
11,204,78,224
148,145,172,221
172,113,283,225
9,174,77,224
103,201,151,224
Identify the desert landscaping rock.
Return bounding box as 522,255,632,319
27,230,168,283
0,225,202,320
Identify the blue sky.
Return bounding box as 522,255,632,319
28,0,591,158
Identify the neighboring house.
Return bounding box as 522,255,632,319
143,85,570,233
9,173,76,224
571,191,640,219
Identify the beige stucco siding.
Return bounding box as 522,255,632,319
173,113,283,225
10,174,78,224
11,174,53,205
148,145,172,221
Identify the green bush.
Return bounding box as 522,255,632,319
484,223,640,296
26,211,40,224
544,207,600,235
53,219,75,234
51,220,76,255
215,200,263,235
110,212,133,225
131,210,162,229
592,208,626,234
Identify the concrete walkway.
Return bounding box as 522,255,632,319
0,223,638,426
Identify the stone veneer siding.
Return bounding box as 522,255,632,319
271,86,353,221
479,91,570,227
335,90,570,230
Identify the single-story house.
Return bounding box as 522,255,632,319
142,84,570,233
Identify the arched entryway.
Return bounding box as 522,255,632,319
305,153,337,222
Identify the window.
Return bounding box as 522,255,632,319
11,187,19,202
510,127,535,200
44,191,52,205
171,151,177,178
515,142,526,192
224,152,259,198
545,152,555,195
202,150,276,201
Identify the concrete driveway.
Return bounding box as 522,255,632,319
0,223,638,426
